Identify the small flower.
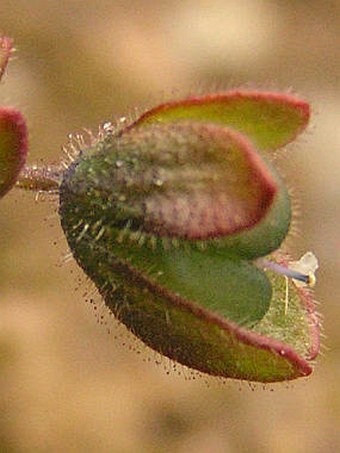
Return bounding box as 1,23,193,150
258,251,318,287
289,252,319,288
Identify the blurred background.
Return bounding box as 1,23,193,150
0,1,339,451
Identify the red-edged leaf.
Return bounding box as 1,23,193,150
68,121,277,240
94,251,315,382
140,123,277,239
128,91,310,150
104,252,319,382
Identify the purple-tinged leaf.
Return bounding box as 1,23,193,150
61,121,278,241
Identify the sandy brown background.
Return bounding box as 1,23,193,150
1,1,339,452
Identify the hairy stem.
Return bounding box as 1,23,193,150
15,165,62,192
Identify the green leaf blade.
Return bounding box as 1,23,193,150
129,91,310,150
99,240,272,327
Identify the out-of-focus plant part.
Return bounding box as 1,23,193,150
0,108,28,198
1,35,321,383
0,36,13,82
0,37,28,198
